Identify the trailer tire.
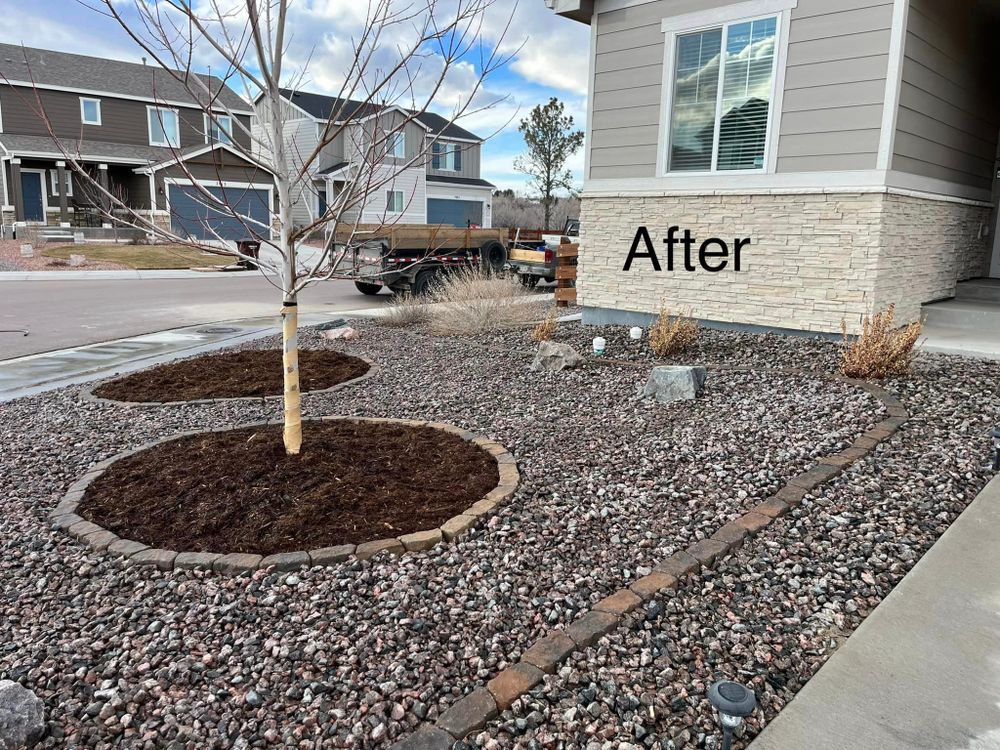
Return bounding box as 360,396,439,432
354,281,383,296
480,240,507,274
411,269,437,297
519,273,538,288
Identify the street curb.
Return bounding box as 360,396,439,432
387,371,908,748
50,417,518,574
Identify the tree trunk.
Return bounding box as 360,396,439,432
281,299,302,454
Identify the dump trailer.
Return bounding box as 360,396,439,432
336,224,509,296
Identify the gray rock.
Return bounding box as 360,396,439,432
0,680,44,749
530,341,585,372
639,365,707,403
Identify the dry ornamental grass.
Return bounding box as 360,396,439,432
531,308,560,342
840,304,922,379
426,267,538,336
649,304,699,357
380,292,430,328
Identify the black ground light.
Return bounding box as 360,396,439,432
708,680,757,750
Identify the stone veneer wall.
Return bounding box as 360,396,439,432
578,191,993,334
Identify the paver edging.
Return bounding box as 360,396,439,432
388,364,909,748
78,354,378,407
50,416,518,574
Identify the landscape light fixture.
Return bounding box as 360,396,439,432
707,680,757,750
593,336,606,356
992,427,1000,471
630,326,643,341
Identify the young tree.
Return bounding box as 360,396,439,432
20,0,512,455
513,97,584,229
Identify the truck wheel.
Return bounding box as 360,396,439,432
411,269,437,297
480,240,507,274
354,280,383,295
519,273,538,288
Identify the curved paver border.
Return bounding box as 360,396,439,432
387,365,909,749
49,416,518,573
79,353,378,407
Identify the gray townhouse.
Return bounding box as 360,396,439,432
547,0,1000,334
255,89,496,231
0,43,274,241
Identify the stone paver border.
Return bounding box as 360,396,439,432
79,354,378,407
49,417,518,573
387,359,908,749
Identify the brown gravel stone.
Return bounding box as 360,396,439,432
593,589,642,616
521,632,576,673
686,539,729,567
629,572,678,600
435,687,497,738
440,515,477,541
399,528,443,552
309,545,355,565
487,663,544,710
355,538,404,560
566,611,619,648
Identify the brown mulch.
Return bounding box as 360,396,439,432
93,348,370,402
80,421,500,555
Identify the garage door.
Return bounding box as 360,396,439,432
168,184,270,241
427,198,483,227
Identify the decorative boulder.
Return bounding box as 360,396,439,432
322,326,360,341
0,681,44,749
640,365,707,404
530,341,585,372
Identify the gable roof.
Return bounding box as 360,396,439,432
276,88,483,142
0,43,252,113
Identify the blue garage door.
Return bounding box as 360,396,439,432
427,198,483,227
169,184,270,240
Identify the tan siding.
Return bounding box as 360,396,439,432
890,0,1000,190
588,0,895,179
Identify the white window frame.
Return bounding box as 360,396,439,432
657,0,795,177
49,170,73,197
147,105,180,148
80,97,102,126
204,113,233,145
386,189,405,214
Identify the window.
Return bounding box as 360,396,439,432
205,113,233,145
432,142,462,171
49,170,73,197
386,189,404,213
386,130,405,158
80,97,101,126
667,15,777,173
148,106,180,147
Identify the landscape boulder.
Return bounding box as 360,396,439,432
322,326,360,341
530,341,584,372
640,365,707,404
0,681,44,749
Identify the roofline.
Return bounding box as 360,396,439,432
0,145,155,165
543,0,593,23
3,79,254,115
133,141,275,175
426,177,495,189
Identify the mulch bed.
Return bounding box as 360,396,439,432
80,421,500,555
92,348,370,402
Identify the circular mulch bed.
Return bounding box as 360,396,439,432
78,420,501,556
91,348,371,403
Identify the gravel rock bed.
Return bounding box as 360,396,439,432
473,350,1000,749
2,321,885,748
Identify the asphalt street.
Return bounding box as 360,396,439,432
0,274,390,360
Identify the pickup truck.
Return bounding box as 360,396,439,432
507,218,579,288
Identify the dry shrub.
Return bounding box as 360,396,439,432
649,304,699,357
531,308,559,342
840,304,921,379
426,266,536,335
380,292,430,328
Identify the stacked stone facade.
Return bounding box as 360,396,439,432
578,191,992,334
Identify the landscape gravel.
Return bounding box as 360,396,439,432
0,320,912,748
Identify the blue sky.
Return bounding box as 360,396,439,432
1,0,591,193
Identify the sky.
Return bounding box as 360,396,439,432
1,0,591,194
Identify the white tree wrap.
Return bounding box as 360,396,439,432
281,304,302,455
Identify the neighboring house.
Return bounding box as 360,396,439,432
254,89,495,230
0,43,274,241
547,0,1000,334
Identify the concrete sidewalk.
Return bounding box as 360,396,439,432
751,473,1000,750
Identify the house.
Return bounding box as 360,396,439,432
254,89,495,231
546,0,1000,334
0,43,274,241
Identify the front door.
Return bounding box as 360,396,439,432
20,172,45,223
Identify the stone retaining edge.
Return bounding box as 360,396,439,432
49,417,518,574
386,371,908,749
